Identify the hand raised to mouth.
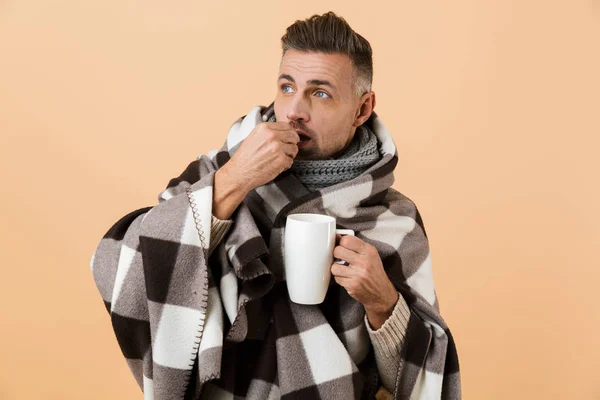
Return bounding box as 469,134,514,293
213,121,300,220
289,120,312,149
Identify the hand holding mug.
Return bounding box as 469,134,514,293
331,235,399,329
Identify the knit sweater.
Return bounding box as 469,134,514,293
208,215,408,395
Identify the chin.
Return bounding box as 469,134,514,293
296,149,323,161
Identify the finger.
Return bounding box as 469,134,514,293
282,143,299,159
280,129,300,144
333,245,361,265
333,275,353,287
264,123,298,144
266,121,297,131
280,153,295,171
331,262,357,278
339,235,370,255
261,121,300,143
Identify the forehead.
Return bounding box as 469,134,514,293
279,50,355,88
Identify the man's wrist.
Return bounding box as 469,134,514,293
217,164,245,193
365,290,399,330
213,164,251,220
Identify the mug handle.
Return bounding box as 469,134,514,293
334,229,355,265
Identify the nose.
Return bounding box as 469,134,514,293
285,95,310,124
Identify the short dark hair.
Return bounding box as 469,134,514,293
280,12,373,96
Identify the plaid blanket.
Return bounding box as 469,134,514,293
90,104,461,399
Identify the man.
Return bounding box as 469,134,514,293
91,12,460,400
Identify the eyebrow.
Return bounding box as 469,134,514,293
278,74,336,90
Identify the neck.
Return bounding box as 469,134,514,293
290,125,381,191
330,128,358,160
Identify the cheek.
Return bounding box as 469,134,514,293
273,101,283,121
319,118,352,146
273,96,290,122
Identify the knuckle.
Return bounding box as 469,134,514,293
256,122,267,135
278,156,290,170
357,261,369,272
264,129,276,141
269,143,280,155
340,236,350,247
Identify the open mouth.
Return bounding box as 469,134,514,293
296,131,311,149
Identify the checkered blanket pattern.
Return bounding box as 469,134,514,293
90,104,460,399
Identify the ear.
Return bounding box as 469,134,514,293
353,91,376,127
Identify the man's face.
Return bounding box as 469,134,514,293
274,50,372,160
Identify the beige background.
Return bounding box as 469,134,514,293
1,1,599,399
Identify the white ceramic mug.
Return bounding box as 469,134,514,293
284,213,355,305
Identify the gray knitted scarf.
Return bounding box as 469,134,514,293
268,115,381,190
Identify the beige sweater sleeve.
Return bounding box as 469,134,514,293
208,215,233,256
365,293,411,394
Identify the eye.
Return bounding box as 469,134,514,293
281,84,294,93
315,90,330,99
